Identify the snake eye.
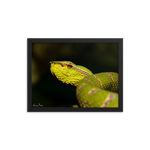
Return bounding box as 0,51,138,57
67,63,73,68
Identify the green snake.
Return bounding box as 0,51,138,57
50,61,118,107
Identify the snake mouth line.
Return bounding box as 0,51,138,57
51,65,69,77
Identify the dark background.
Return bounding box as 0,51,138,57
32,43,118,107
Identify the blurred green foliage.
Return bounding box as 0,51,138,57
32,43,118,107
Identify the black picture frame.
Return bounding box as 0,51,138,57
27,38,123,112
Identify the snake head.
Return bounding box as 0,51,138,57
50,61,93,86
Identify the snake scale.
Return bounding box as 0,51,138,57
50,61,118,107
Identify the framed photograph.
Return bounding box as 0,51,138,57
24,36,126,115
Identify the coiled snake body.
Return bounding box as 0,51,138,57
50,61,118,107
